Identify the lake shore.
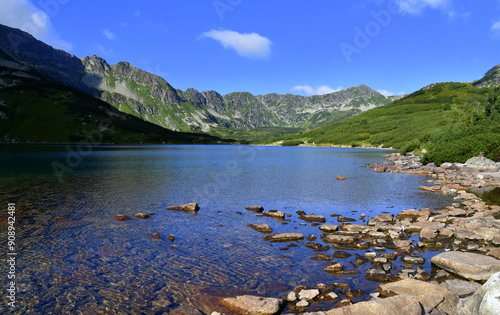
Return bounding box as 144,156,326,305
212,153,500,315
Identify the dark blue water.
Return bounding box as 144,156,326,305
0,145,453,314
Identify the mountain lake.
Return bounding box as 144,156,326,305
0,144,455,314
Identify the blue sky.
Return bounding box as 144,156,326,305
1,0,500,96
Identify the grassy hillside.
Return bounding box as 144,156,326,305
0,75,227,144
270,82,500,164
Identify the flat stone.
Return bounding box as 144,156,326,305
324,295,424,315
378,278,457,313
368,214,395,226
323,234,356,245
262,210,285,219
220,295,284,315
264,233,304,242
248,224,273,234
324,263,344,273
445,279,482,298
245,206,264,212
298,289,320,301
319,224,338,233
337,216,356,223
167,202,200,211
300,214,326,223
133,213,150,219
431,251,500,281
296,300,309,308
396,209,429,221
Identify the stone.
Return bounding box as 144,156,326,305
340,224,367,233
324,263,344,273
319,224,338,233
262,210,285,219
167,203,200,211
378,278,458,313
403,256,425,264
325,292,339,300
264,233,304,242
337,216,356,223
336,175,346,180
419,222,446,240
245,206,264,212
114,214,132,221
219,295,284,315
305,242,330,252
368,214,394,226
133,213,150,219
396,209,429,221
324,295,424,315
431,251,500,281
151,233,161,239
248,224,273,234
300,214,326,223
296,300,309,308
445,279,482,298
487,248,500,260
323,234,356,245
465,156,499,172
298,289,320,301
286,291,297,302
167,234,175,241
458,272,500,315
310,253,333,261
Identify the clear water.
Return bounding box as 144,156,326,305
0,145,453,314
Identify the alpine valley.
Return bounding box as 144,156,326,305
0,23,400,143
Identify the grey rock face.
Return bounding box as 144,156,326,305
457,272,500,315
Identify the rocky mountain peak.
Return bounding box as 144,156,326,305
81,55,111,77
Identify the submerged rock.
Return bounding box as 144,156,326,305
166,203,200,211
299,214,326,223
114,214,132,221
133,213,150,219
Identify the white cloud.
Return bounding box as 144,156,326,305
377,89,406,96
200,29,272,58
291,85,344,96
492,20,500,32
102,29,116,40
395,0,453,15
0,0,72,50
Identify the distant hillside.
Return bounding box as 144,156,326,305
274,81,500,163
473,64,500,87
0,50,224,144
0,24,396,138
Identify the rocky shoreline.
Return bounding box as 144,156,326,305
210,153,500,315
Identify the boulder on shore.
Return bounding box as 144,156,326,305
431,251,500,281
166,203,200,211
219,295,284,315
325,295,423,315
457,272,500,315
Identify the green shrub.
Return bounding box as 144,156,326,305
281,140,304,146
400,139,421,155
422,133,500,165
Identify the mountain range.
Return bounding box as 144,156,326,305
0,23,400,142
0,23,498,146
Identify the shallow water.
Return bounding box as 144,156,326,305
0,145,454,313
